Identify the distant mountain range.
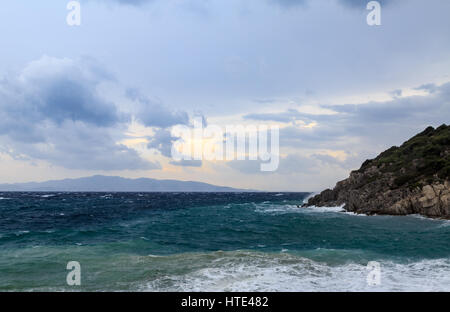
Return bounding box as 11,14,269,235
0,175,255,192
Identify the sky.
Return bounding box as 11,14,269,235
0,0,449,191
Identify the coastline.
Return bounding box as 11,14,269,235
304,125,450,219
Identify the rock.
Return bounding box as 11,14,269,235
304,124,450,219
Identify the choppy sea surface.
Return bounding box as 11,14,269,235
0,192,449,292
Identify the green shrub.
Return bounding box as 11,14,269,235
361,124,449,188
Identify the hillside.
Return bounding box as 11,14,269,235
0,175,253,192
304,124,450,219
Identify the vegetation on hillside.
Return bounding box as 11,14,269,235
358,124,450,189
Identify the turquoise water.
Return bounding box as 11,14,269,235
0,192,449,291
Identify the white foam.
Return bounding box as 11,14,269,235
15,230,30,236
301,205,346,213
409,214,450,224
302,192,319,204
437,221,450,228
140,251,450,292
253,203,305,215
252,201,382,217
253,202,346,215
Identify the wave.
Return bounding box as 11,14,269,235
253,202,441,218
302,192,318,204
39,194,55,198
140,250,450,292
253,202,347,215
15,230,30,236
2,246,449,292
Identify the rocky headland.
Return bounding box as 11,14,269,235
304,124,450,219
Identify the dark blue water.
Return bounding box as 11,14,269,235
0,192,449,291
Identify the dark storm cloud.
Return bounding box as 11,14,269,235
115,0,150,4
0,56,121,139
146,119,207,167
146,128,177,158
271,0,393,9
126,89,189,129
97,0,391,10
0,56,159,171
268,0,307,8
94,0,153,5
338,0,394,8
3,123,160,171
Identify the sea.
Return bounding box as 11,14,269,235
0,192,449,292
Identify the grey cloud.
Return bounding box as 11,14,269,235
170,160,203,167
390,89,402,98
244,109,315,123
312,153,362,170
271,0,393,9
415,83,438,94
276,154,320,174
97,0,391,10
89,0,153,6
72,0,449,118
4,123,160,171
34,79,120,127
269,0,307,8
0,56,158,171
340,0,395,8
323,83,450,124
92,0,205,9
245,82,450,171
227,154,319,175
0,56,121,134
226,159,263,175
126,88,189,128
147,128,177,158
192,113,208,128
115,0,150,4
280,124,349,148
146,120,207,166
312,153,340,165
252,98,278,104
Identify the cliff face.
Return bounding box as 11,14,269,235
305,124,450,219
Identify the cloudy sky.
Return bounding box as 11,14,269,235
0,0,449,191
